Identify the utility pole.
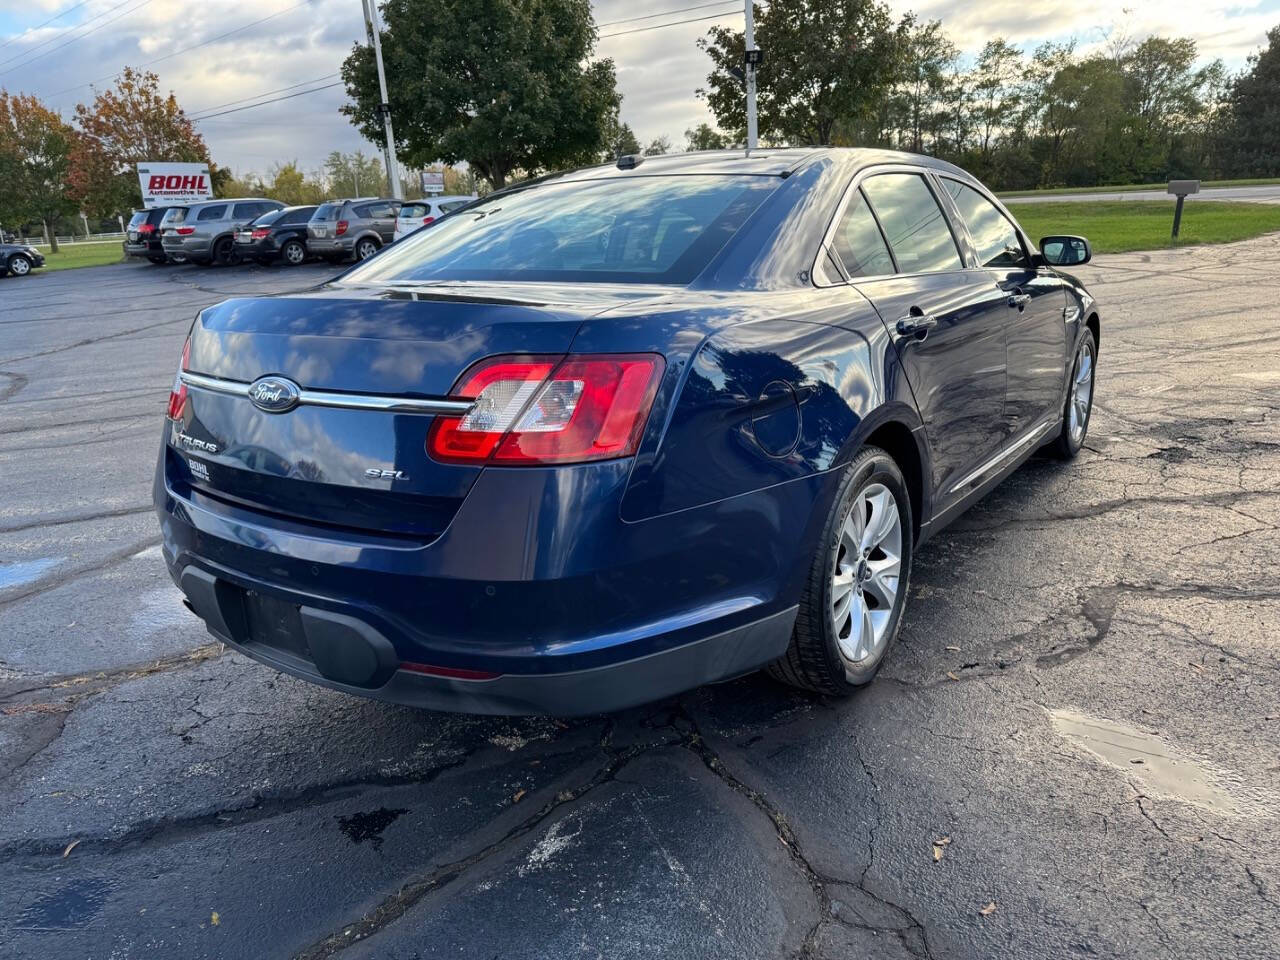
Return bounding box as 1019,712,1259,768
743,0,762,154
361,0,402,199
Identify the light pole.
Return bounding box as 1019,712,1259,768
743,0,759,153
361,0,403,199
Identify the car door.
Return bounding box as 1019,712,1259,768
363,201,397,242
938,177,1068,441
831,170,1010,512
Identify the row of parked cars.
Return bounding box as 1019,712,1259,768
124,195,477,268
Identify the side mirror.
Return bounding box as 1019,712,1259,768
1039,235,1092,267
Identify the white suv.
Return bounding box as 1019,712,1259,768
393,195,477,241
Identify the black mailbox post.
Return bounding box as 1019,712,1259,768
1168,180,1200,238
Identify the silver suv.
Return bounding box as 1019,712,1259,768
160,198,284,266
306,197,401,262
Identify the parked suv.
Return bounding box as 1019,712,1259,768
160,198,284,266
234,205,319,266
306,197,400,262
124,208,174,264
393,195,477,241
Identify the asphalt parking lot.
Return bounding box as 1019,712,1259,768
1,246,1278,960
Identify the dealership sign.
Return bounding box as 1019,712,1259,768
137,163,213,208
420,170,444,194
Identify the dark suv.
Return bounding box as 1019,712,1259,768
123,208,173,264
234,205,319,266
306,197,400,263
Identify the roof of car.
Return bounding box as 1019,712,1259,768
544,147,972,183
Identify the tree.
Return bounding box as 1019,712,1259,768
970,39,1023,167
643,135,672,156
341,0,620,189
0,92,77,251
266,161,327,205
69,67,212,217
599,115,641,160
685,122,729,151
324,150,387,196
699,0,904,146
891,17,957,153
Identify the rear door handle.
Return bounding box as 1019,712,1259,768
896,314,938,336
1007,293,1031,308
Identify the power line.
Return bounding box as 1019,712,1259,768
189,72,340,117
0,0,92,51
596,1,738,29
0,0,153,77
599,9,741,40
190,80,344,120
44,0,316,99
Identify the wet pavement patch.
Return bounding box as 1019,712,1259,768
1049,708,1243,816
15,877,113,930
336,807,409,851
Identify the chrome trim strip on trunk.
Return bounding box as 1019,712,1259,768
180,371,474,416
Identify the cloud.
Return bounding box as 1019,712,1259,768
0,0,1275,174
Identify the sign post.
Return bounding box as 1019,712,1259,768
1168,180,1200,239
743,0,760,153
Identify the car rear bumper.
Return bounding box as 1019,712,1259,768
162,236,211,257
306,235,353,253
155,448,822,715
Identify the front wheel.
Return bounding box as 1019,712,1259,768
768,445,913,695
7,253,32,276
1052,329,1096,459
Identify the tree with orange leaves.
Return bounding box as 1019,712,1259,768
0,91,77,252
70,67,212,218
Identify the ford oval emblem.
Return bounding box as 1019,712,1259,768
248,376,301,413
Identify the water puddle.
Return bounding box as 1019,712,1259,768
16,877,114,930
0,556,63,589
1049,708,1243,816
336,807,408,851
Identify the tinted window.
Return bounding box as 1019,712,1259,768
147,208,168,225
252,208,285,227
399,203,429,218
312,202,342,222
860,174,962,274
943,180,1028,269
832,189,895,278
161,207,188,225
231,201,265,219
196,204,227,221
127,211,148,228
281,207,316,225
343,175,777,285
362,202,394,218
439,200,470,213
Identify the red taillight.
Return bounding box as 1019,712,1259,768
421,216,435,225
251,227,270,239
427,354,665,465
166,338,190,420
176,226,196,236
138,223,155,235
400,661,501,680
335,219,349,236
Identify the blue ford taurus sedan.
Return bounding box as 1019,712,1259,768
155,148,1099,715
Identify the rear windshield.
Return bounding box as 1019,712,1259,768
342,176,777,285
127,211,148,228
251,208,285,227
160,207,188,225
312,202,343,222
399,203,429,218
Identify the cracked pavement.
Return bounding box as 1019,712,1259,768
0,242,1277,958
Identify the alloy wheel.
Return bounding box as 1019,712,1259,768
357,240,378,260
830,482,903,665
284,242,305,265
1069,338,1095,444
9,255,30,275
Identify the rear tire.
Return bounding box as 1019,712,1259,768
212,237,240,267
1053,329,1096,459
768,445,913,695
7,253,32,276
281,240,306,266
147,256,167,265
355,237,379,261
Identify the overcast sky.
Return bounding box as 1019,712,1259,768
1,0,1278,176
